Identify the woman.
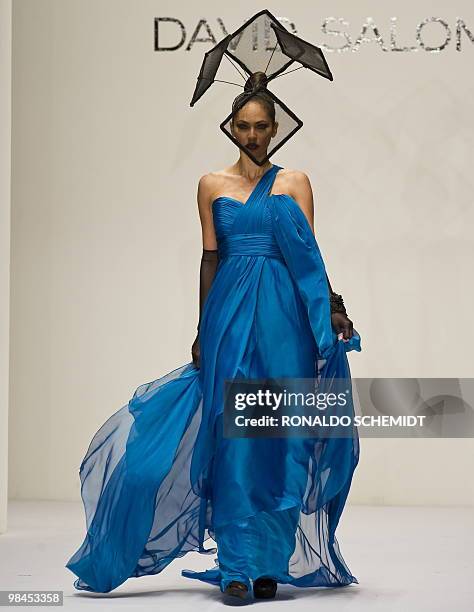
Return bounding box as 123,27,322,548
66,72,361,602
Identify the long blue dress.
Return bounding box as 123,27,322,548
65,163,362,595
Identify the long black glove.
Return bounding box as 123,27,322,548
325,271,354,340
191,248,219,368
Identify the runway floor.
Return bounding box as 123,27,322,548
0,501,472,610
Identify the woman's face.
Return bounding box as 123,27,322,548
230,100,278,159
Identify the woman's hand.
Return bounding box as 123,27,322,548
331,312,354,340
191,333,201,368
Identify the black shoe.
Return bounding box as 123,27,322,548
223,580,249,600
253,577,277,599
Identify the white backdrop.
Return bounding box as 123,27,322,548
7,1,474,505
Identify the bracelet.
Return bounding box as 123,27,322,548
330,291,347,316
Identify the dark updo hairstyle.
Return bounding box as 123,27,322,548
231,71,276,124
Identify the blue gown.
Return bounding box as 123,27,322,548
65,164,362,595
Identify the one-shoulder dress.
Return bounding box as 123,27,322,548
65,163,362,594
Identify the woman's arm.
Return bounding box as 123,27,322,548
290,171,353,339
196,175,219,330
288,171,316,234
192,175,220,367
288,172,337,294
197,174,218,250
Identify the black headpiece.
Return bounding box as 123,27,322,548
190,9,333,166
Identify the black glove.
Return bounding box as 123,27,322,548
325,271,354,340
192,248,219,367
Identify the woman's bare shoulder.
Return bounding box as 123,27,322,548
274,167,312,196
197,168,233,199
278,167,311,182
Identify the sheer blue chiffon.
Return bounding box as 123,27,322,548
66,164,362,594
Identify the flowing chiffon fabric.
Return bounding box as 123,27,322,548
66,164,362,594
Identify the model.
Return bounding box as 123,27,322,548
66,11,362,603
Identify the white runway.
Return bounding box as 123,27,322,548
0,501,472,610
